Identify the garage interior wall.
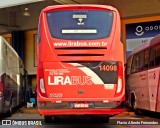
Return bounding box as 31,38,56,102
1,33,11,44
122,15,160,60
1,0,160,92
25,30,37,75
24,30,37,91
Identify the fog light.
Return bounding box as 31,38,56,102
41,102,46,107
116,101,121,105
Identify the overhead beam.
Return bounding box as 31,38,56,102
54,0,80,4
0,0,45,9
0,24,19,30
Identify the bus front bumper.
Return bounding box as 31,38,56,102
37,101,125,115
38,108,124,115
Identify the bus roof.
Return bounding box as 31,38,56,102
42,4,117,13
131,34,160,55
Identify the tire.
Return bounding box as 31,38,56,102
131,94,141,115
7,97,13,117
7,106,12,117
131,94,136,111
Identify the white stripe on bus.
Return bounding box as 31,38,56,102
69,63,104,85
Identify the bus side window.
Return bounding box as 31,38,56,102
139,51,144,71
143,49,149,70
149,47,155,68
126,56,132,75
131,54,139,73
155,43,160,66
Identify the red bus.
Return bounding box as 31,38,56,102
37,5,125,122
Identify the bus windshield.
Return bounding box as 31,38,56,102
47,10,113,40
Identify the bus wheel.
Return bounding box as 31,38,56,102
6,106,12,117
131,94,136,110
44,116,54,123
131,94,139,115
9,107,12,115
7,98,13,117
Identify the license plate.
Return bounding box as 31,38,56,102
74,103,89,108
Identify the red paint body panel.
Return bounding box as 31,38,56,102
37,5,125,116
38,108,124,115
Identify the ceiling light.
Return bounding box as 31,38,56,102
23,7,30,16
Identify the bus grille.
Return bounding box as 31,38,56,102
55,47,107,61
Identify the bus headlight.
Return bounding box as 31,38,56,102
117,77,122,93
115,77,123,97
